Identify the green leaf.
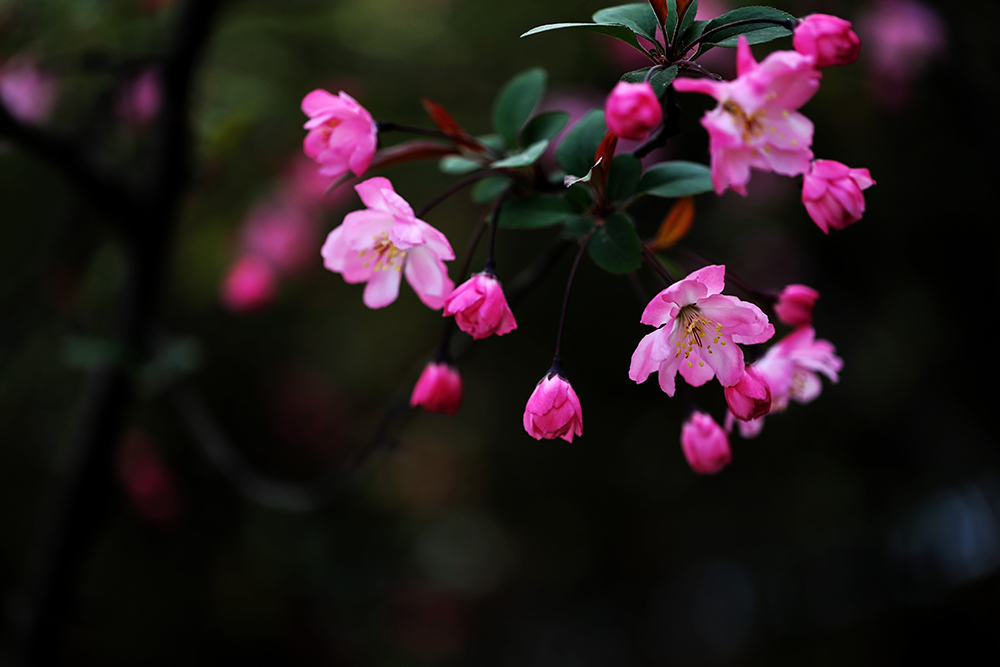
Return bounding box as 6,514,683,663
591,3,659,43
564,182,593,211
472,176,513,203
477,134,505,152
521,23,643,52
606,154,642,203
678,0,698,38
699,6,794,48
439,155,482,175
493,68,547,148
490,140,549,168
498,196,578,229
637,161,713,197
619,65,678,97
664,0,679,39
589,213,643,273
562,216,595,240
556,109,606,177
680,19,708,48
521,111,569,147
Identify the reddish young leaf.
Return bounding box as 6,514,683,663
368,140,458,171
649,196,695,250
591,131,618,193
676,0,695,21
648,0,669,26
422,98,482,151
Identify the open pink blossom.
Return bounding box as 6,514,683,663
410,361,463,415
724,365,771,421
774,284,819,327
681,412,731,474
302,89,378,179
605,81,662,141
672,37,821,195
443,271,517,339
322,177,454,309
802,159,875,233
629,265,774,396
793,14,861,68
523,372,583,443
727,326,842,437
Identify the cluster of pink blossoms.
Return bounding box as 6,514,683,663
296,6,865,476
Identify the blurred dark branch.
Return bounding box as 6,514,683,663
1,1,227,664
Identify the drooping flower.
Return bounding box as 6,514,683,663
672,37,821,195
681,412,732,474
726,326,842,437
321,177,454,309
793,14,862,68
523,371,583,443
629,265,774,396
443,271,517,339
724,365,771,421
301,89,378,179
604,81,663,141
802,159,875,233
410,361,463,415
774,284,819,327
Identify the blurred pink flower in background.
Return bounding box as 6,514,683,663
0,56,57,125
116,429,181,525
116,68,162,127
857,0,947,109
774,284,819,327
240,201,318,276
220,255,278,313
801,159,875,233
793,14,861,68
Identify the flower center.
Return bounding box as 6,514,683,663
675,304,726,362
722,99,767,143
360,232,407,272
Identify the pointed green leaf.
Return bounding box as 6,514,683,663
490,140,549,168
699,6,794,48
637,161,713,197
438,155,482,175
521,111,570,147
679,0,699,38
563,216,596,240
680,18,708,48
591,3,659,43
498,196,578,229
493,68,547,149
589,213,643,273
620,65,678,97
521,22,644,52
472,176,513,203
556,109,606,177
606,154,642,203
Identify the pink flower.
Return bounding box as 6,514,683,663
793,14,861,68
301,89,378,179
0,57,57,125
523,372,583,443
672,37,821,195
801,159,875,233
443,271,517,339
241,201,318,276
220,255,277,313
321,177,454,309
629,265,774,396
116,69,161,127
681,412,731,474
774,284,819,327
604,81,662,141
724,365,771,421
728,326,842,436
410,362,463,415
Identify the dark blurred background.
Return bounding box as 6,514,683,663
2,0,999,664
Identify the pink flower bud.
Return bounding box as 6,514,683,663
680,412,731,474
410,362,463,415
301,89,378,180
801,159,875,233
793,14,862,68
723,366,772,421
604,81,662,141
442,271,517,340
221,255,277,313
523,373,583,443
774,284,819,327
